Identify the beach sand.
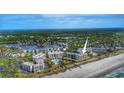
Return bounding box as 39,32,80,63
44,53,124,78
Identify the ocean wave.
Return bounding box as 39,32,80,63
104,67,124,78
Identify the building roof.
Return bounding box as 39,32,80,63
66,52,81,56
48,51,63,55
22,62,34,66
33,53,45,59
22,62,43,66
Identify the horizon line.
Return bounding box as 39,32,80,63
0,27,124,32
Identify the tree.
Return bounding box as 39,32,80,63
0,46,8,56
25,53,33,61
0,56,21,78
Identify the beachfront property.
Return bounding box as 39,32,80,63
47,50,64,59
66,52,83,61
87,46,116,54
21,61,45,73
65,38,88,61
76,48,86,54
1,34,124,74
21,53,46,73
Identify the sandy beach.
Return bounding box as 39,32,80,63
44,53,124,78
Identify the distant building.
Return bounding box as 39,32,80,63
44,45,61,52
48,50,64,59
11,52,26,57
56,42,68,50
91,48,107,53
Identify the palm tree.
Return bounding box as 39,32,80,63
0,46,8,56
0,56,21,78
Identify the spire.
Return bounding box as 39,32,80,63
82,37,88,54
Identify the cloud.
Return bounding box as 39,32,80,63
41,14,103,25
0,14,124,30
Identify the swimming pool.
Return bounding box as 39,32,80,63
51,59,60,64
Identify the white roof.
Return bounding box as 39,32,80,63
22,62,34,66
22,62,43,66
33,53,45,58
48,51,63,55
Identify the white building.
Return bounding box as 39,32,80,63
21,61,45,73
33,52,46,63
48,50,64,59
11,52,26,57
21,52,46,73
56,42,68,50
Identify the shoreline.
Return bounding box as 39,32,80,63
44,53,124,78
89,62,124,78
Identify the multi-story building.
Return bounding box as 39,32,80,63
56,42,68,51
66,52,83,61
66,38,88,61
21,52,46,73
21,61,45,73
48,50,64,59
32,52,46,63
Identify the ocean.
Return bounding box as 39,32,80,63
104,67,124,78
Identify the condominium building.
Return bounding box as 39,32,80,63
21,61,45,73
48,50,64,59
66,38,88,61
32,52,46,63
66,52,83,61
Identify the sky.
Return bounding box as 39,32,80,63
0,14,124,30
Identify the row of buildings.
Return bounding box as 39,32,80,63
20,38,88,73
6,37,123,73
21,50,65,73
1,37,124,74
